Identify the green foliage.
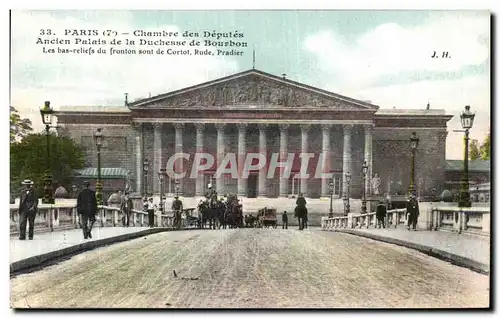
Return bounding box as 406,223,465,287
10,133,86,197
10,106,33,143
480,132,490,160
469,139,481,160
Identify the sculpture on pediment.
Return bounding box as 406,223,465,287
206,88,216,106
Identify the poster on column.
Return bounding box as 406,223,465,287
7,5,492,310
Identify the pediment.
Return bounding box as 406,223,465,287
131,70,378,110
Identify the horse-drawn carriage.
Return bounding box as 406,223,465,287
255,208,278,228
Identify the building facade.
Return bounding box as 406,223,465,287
56,69,453,199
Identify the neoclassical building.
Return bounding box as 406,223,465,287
56,69,453,200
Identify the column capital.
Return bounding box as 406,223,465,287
194,123,205,133
279,123,290,132
343,124,354,133
237,123,248,131
131,122,142,131
364,124,374,133
173,123,184,130
258,123,269,131
215,123,226,131
152,122,163,130
300,124,311,132
321,124,333,133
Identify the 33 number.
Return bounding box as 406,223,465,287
40,29,53,36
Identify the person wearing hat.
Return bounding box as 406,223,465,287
171,195,183,229
282,211,288,229
406,193,420,231
376,200,387,229
76,181,98,239
18,179,38,240
121,191,133,227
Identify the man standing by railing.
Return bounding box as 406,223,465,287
406,194,420,231
18,180,38,240
77,181,97,239
376,200,387,228
121,192,133,227
172,196,183,229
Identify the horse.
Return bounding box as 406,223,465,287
294,205,308,230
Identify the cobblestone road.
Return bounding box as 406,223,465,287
10,229,489,309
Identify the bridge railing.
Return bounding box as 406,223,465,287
321,208,407,230
431,206,490,236
9,203,180,236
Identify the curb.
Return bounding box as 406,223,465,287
10,227,198,274
334,229,489,275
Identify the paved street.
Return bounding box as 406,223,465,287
10,227,150,263
10,228,489,309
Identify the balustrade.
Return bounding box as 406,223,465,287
321,208,407,231
9,203,181,236
430,206,490,236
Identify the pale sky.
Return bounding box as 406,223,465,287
10,10,490,159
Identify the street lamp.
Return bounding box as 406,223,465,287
175,179,180,197
459,105,475,208
408,132,420,196
344,171,351,215
158,168,166,213
328,180,334,218
40,101,55,204
361,161,369,214
93,128,104,205
143,159,149,197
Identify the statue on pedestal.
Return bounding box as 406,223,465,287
371,173,381,195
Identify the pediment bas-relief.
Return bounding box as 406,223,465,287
153,76,352,109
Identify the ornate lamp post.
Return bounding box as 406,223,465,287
175,179,180,197
158,168,166,213
143,159,149,197
344,172,351,215
408,132,420,196
93,128,104,205
40,101,55,204
328,180,334,218
459,105,475,208
361,161,369,214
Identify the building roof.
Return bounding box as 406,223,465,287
74,168,131,179
445,160,490,172
57,106,131,113
129,68,379,110
375,109,448,116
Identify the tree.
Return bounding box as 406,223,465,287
10,133,86,197
480,132,490,160
469,139,481,160
10,106,33,143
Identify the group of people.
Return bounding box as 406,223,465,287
375,193,420,230
142,195,184,228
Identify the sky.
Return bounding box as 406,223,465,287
10,10,490,159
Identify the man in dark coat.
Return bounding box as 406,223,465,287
76,181,98,239
143,197,154,228
18,180,38,240
376,200,387,228
406,194,420,231
296,193,307,207
121,192,133,227
282,211,288,229
172,196,183,228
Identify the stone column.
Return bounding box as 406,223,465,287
195,123,205,197
215,123,226,195
237,123,247,197
153,123,162,194
321,124,332,197
279,124,289,197
133,123,143,195
174,123,184,195
258,124,268,197
342,124,353,197
364,124,373,197
300,124,310,196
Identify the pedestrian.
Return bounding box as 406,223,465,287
144,197,155,227
376,200,387,228
121,192,133,227
76,181,98,239
406,194,420,231
171,195,183,228
18,180,38,240
282,211,288,229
